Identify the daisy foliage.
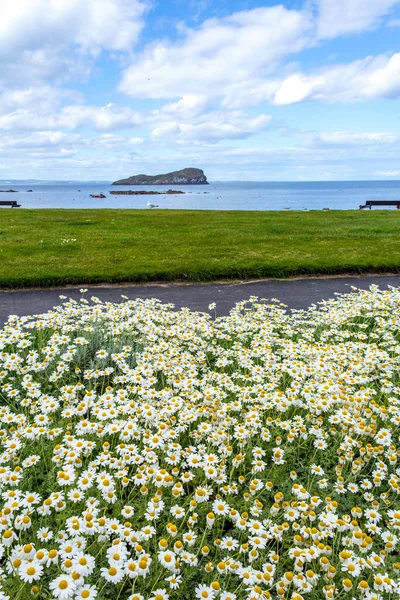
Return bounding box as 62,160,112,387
0,286,399,599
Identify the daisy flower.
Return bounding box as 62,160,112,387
49,575,77,599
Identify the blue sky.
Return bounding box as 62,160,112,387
1,0,400,181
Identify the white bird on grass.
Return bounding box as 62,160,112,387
147,201,159,208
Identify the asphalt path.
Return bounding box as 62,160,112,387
1,274,400,325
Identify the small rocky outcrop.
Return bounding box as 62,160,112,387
112,168,208,186
110,189,185,196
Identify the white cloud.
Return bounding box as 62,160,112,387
273,74,318,106
0,103,142,132
155,95,211,119
0,110,57,132
0,131,84,160
0,130,143,158
150,106,271,142
269,53,400,105
302,131,399,146
88,134,143,150
58,104,143,131
317,0,400,39
0,0,148,83
0,0,147,54
376,170,400,176
0,86,79,113
119,5,313,99
215,52,400,108
176,114,271,141
149,95,272,143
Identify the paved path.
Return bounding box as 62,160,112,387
1,274,400,325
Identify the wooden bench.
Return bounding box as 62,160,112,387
0,200,20,208
359,200,400,210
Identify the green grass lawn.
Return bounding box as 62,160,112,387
0,209,400,288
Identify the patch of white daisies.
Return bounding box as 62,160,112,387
0,286,399,600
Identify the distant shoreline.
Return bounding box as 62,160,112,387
2,179,400,185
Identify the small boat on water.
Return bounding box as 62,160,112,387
90,193,106,198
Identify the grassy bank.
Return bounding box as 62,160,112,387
1,209,400,288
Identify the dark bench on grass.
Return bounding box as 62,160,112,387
359,200,400,210
0,200,20,208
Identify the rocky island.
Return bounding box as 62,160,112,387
112,167,208,185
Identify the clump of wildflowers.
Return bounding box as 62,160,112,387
0,286,399,599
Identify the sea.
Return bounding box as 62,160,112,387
2,180,400,211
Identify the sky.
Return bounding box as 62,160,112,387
1,0,400,181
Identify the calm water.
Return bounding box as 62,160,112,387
2,180,400,210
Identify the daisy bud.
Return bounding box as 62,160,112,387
217,561,226,574
343,579,353,591
206,512,215,528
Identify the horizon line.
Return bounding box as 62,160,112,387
1,178,400,184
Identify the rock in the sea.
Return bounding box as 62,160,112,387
110,189,185,196
112,168,208,186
